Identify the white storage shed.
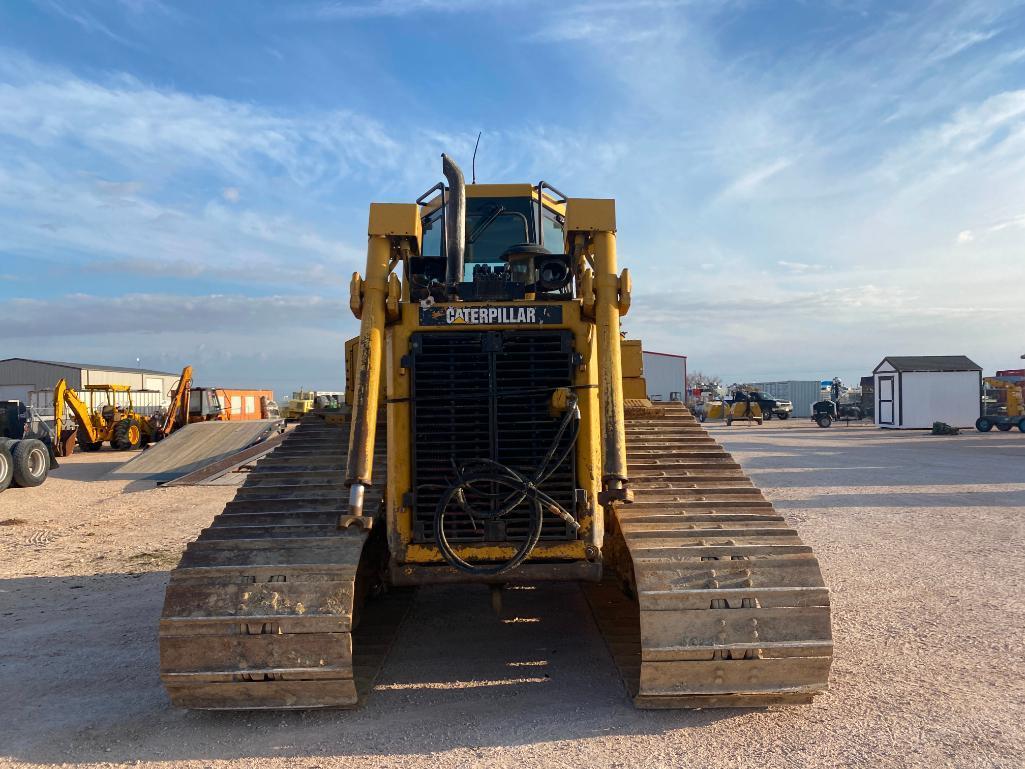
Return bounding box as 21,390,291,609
873,356,981,429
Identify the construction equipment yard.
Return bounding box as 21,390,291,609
2,421,1021,769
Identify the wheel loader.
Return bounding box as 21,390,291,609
160,156,832,710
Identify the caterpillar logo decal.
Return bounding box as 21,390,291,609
420,304,563,326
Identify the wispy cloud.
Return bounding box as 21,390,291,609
3,0,1025,387
0,57,407,189
777,260,822,274
0,292,346,339
295,0,509,20
33,0,137,47
718,158,792,201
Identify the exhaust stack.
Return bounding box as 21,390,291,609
441,153,466,290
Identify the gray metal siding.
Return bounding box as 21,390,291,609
0,359,82,393
746,380,822,417
642,353,686,402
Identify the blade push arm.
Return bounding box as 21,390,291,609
344,202,421,527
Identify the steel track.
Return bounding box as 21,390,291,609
158,417,407,709
586,402,832,707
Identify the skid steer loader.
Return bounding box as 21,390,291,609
160,156,832,710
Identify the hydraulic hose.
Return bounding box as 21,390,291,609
432,394,581,576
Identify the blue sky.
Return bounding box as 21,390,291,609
1,0,1023,394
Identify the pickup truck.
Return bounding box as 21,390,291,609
736,390,793,420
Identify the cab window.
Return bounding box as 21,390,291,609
541,213,564,252
421,212,443,257
465,211,529,274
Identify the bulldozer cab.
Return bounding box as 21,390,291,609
418,184,568,289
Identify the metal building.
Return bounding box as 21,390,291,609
0,358,181,403
745,380,822,418
642,351,687,402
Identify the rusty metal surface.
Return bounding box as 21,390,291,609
591,402,833,708
159,417,402,710
107,420,283,482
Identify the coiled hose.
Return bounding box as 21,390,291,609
432,393,581,576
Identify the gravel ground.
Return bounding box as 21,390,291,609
1,424,1023,769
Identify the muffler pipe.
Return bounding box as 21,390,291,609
442,153,466,290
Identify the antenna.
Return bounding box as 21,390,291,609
471,131,482,184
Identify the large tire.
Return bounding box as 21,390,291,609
1019,418,1025,433
815,414,832,428
997,423,1012,432
975,418,993,432
77,427,103,452
763,410,772,421
778,411,790,420
0,444,12,492
11,439,49,488
112,418,144,451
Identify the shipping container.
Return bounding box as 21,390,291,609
218,389,276,420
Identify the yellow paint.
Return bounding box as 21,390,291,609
406,540,589,564
347,183,634,574
345,231,391,486
84,383,133,393
566,201,629,496
623,377,649,399
564,197,616,233
53,378,155,452
369,202,422,240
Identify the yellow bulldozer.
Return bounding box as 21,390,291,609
159,156,832,710
53,380,158,455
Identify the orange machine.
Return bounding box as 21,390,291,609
217,389,275,420
159,367,276,433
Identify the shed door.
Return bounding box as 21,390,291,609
878,376,895,425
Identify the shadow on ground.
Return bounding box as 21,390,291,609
47,461,127,482
0,573,742,764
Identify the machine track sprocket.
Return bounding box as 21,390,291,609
159,416,405,709
587,402,832,707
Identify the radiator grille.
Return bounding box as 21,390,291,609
410,330,578,544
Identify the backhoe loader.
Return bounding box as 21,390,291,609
53,380,156,455
156,365,230,439
160,156,832,710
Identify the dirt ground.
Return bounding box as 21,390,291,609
2,423,1023,769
